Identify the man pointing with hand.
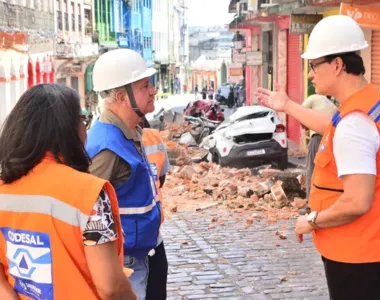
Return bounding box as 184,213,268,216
255,15,380,299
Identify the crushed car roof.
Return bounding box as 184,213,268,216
230,105,274,120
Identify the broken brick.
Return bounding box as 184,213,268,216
293,197,307,209
179,166,196,180
271,181,288,208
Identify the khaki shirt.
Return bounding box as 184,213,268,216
89,110,144,187
302,94,338,137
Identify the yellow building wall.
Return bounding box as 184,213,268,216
303,9,340,100
301,9,339,151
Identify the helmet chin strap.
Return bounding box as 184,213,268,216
126,84,145,118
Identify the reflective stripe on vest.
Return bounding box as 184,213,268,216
0,194,89,230
119,198,157,215
0,157,124,299
144,142,165,156
368,100,380,122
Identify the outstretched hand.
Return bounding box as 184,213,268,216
254,82,290,112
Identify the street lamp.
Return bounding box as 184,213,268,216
56,41,66,56
232,31,245,52
232,31,246,99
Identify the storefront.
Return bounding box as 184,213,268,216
28,34,55,88
285,14,322,144
340,3,380,90
286,32,303,145
0,31,29,125
54,42,99,108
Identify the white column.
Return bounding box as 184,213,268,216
19,58,27,97
0,63,11,124
10,59,20,112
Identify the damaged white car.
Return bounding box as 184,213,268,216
200,106,288,170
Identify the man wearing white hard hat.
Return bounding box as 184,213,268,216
86,49,166,300
256,15,380,298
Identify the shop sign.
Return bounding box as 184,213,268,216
41,61,52,73
28,36,54,53
312,0,350,5
233,53,246,64
246,51,262,66
290,14,323,35
340,3,380,29
229,68,244,77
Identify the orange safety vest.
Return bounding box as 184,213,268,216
0,154,124,299
142,128,168,223
309,83,380,263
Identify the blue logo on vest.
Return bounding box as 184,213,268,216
0,228,54,300
150,163,158,181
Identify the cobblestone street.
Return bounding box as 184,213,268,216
162,205,329,300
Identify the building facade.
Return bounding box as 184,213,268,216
229,0,380,148
152,0,189,95
55,0,98,111
152,0,170,92
0,0,55,125
189,26,234,92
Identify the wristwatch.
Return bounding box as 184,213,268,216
307,211,320,230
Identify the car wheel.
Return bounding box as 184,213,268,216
277,154,288,170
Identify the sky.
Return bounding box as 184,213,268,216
187,0,234,28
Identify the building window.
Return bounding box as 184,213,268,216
78,4,82,32
71,3,75,31
57,11,62,30
71,77,79,93
57,78,66,85
84,8,92,38
64,12,68,31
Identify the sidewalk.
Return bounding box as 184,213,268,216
163,210,329,300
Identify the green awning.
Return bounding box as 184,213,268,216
85,63,95,92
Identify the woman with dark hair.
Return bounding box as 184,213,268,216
0,84,136,300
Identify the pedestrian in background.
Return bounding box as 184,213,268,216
299,94,337,215
86,49,163,300
202,86,207,99
208,85,214,100
228,86,234,108
256,15,380,299
0,84,135,300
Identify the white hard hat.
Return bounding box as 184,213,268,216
93,49,157,92
301,15,368,60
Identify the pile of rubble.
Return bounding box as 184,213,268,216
157,114,307,224
163,161,307,223
159,122,209,166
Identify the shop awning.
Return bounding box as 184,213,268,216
85,62,95,92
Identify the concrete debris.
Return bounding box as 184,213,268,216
159,116,306,223
163,160,307,223
292,197,307,209
169,205,178,213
